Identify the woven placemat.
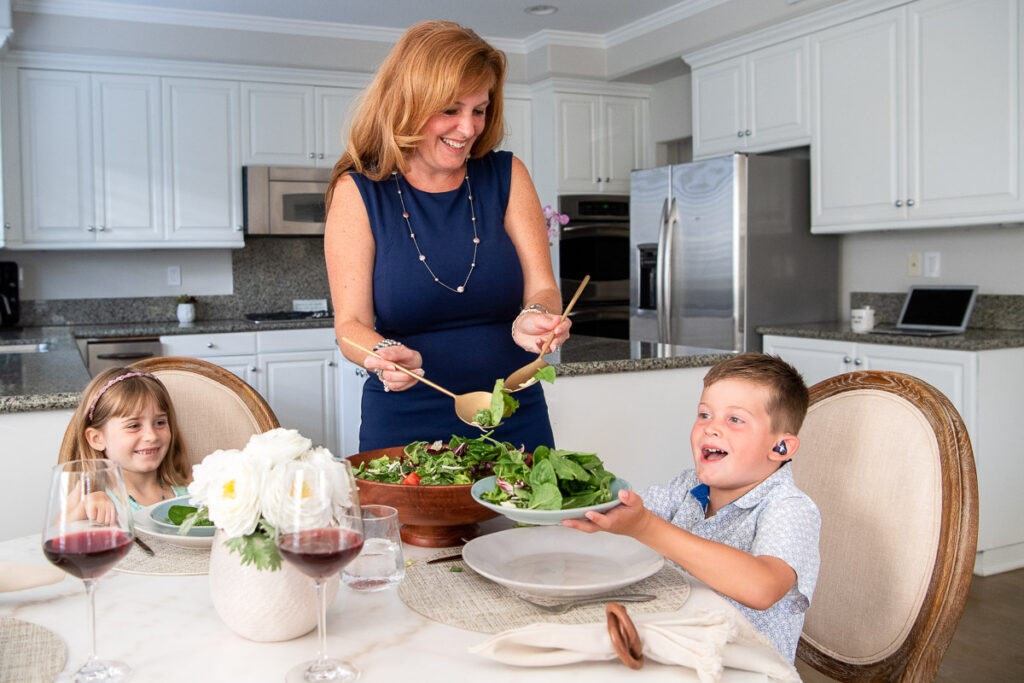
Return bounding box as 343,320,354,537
398,552,690,634
0,616,67,683
115,535,210,576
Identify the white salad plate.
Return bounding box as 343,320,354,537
469,476,629,525
462,525,664,599
133,497,215,550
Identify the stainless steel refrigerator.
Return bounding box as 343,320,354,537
629,153,838,352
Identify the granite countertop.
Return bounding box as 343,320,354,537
757,322,1024,351
1,318,732,414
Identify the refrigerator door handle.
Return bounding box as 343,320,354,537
655,197,669,342
663,198,680,343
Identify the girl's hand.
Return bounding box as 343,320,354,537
512,312,572,354
363,345,424,393
84,492,117,526
562,489,650,538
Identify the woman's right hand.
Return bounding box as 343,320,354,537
363,344,424,392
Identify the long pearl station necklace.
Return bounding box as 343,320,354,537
393,170,479,294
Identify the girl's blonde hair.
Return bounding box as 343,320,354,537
58,367,191,486
326,20,507,205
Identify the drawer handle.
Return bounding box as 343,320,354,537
206,342,215,348
96,352,155,360
843,356,852,364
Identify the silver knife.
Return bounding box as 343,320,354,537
133,536,155,556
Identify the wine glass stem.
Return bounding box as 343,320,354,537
83,578,98,662
315,579,328,666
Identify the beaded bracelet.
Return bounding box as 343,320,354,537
373,338,403,352
511,304,550,341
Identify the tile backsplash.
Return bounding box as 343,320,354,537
17,237,331,326
851,292,1024,330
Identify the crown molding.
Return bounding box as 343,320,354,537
530,77,652,99
607,0,730,47
682,0,912,68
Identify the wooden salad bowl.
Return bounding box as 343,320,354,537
347,447,498,547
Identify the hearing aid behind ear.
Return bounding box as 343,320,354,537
772,441,788,456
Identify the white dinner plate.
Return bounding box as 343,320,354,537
134,501,214,550
462,525,663,598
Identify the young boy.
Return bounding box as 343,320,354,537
563,352,820,662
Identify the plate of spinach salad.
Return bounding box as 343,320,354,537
470,446,630,525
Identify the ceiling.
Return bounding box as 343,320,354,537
17,0,713,43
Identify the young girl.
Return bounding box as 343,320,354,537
59,366,192,512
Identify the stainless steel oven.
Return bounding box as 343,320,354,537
243,166,332,236
84,337,162,377
557,195,630,339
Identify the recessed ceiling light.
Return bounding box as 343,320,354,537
525,5,558,16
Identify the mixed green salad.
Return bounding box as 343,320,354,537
479,445,617,511
353,434,515,486
166,505,213,526
471,366,557,428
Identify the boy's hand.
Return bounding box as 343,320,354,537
84,492,117,526
562,489,650,538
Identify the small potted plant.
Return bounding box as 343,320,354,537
175,294,197,324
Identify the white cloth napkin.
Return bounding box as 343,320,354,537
0,561,66,592
469,608,800,683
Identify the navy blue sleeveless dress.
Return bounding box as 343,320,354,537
350,151,555,452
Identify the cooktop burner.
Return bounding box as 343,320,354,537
244,311,333,323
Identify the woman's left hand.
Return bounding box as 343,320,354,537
512,311,572,354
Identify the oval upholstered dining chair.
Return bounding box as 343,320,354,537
130,356,279,466
790,370,978,682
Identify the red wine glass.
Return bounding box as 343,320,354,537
43,459,134,682
275,460,363,682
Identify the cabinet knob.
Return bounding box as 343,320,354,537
895,200,903,208
250,366,257,372
854,358,863,366
744,130,751,136
595,178,601,183
328,361,337,367
318,153,325,159
97,225,106,232
308,152,315,159
907,198,915,207
235,225,243,232
356,368,368,378
604,177,610,183
843,356,852,364
3,222,10,230
86,225,95,232
737,131,744,138
206,342,215,348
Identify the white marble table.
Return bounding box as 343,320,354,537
1,527,779,682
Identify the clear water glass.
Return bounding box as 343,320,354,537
342,505,404,591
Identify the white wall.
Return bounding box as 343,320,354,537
0,409,74,541
14,249,234,300
649,73,691,144
839,225,1024,315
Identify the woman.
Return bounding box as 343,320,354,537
325,21,570,452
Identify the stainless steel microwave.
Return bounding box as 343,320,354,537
243,166,332,236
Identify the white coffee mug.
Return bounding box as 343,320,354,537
851,306,875,333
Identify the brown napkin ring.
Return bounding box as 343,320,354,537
606,602,644,669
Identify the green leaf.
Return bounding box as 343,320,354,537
222,522,282,571
533,366,556,384
489,379,506,425
528,482,562,510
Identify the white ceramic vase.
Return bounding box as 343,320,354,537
176,302,196,324
208,529,339,642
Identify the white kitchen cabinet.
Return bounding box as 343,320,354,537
555,93,646,194
691,37,810,160
811,0,1023,233
336,353,367,458
162,78,244,246
159,329,341,456
17,70,163,245
764,334,1024,576
241,83,357,168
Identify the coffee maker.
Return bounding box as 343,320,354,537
0,261,20,328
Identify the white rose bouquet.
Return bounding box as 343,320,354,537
186,428,355,571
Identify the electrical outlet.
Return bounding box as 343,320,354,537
924,251,941,278
908,252,922,277
167,265,181,286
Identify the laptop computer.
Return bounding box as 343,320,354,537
870,285,978,337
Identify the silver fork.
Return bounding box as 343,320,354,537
516,593,656,614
